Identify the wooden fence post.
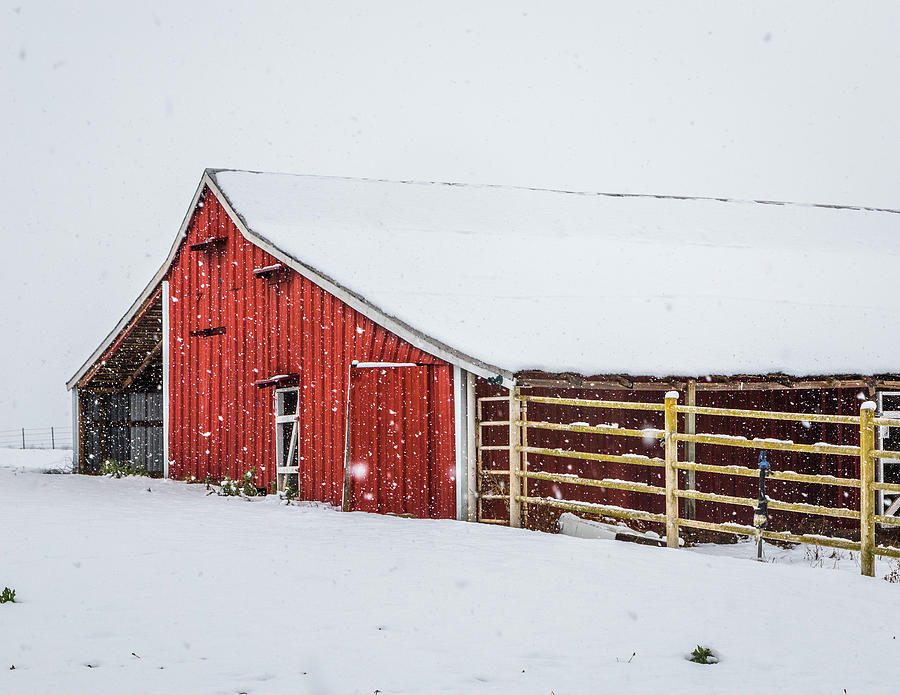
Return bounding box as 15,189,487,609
521,397,529,529
859,401,876,577
684,380,697,520
664,391,679,548
509,386,522,528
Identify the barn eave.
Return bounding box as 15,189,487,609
516,370,900,393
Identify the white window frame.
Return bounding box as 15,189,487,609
274,387,300,492
876,391,900,518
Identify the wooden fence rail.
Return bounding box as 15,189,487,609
476,389,900,576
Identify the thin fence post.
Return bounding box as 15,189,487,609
51,426,55,450
476,398,483,523
859,401,876,577
664,391,680,548
684,379,697,520
21,427,25,449
508,385,522,528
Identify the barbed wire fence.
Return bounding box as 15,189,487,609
0,426,73,450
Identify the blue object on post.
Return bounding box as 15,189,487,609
754,451,771,560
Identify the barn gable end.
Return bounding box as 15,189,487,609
70,181,460,518
163,185,457,513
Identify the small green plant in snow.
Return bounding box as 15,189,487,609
282,483,298,505
219,477,242,496
101,460,148,478
0,587,16,604
217,468,260,497
689,645,718,664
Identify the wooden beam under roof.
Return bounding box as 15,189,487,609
122,340,163,389
79,290,163,390
516,371,900,392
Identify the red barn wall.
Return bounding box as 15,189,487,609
166,187,455,512
345,364,456,517
477,380,865,534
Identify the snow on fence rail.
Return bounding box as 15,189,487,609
0,426,73,450
475,391,900,577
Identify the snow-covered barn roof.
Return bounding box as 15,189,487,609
211,169,900,380
69,168,900,390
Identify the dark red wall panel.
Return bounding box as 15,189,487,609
476,379,865,534
166,187,455,513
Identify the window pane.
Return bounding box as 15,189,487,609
882,394,900,412
885,428,900,452
279,422,294,466
281,390,299,416
290,435,298,467
885,463,900,485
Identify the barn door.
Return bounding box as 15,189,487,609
343,363,455,519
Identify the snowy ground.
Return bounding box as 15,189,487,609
0,448,73,474
2,451,898,694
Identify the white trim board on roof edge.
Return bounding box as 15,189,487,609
67,170,512,391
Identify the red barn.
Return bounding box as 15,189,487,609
68,169,900,531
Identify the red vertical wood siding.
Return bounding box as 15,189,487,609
166,188,456,513
345,365,455,518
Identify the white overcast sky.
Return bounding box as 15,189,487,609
1,1,899,431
